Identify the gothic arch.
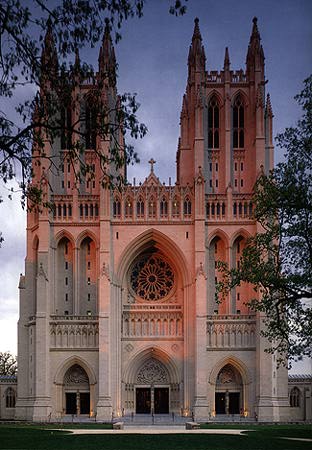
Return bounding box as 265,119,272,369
76,230,98,249
206,90,223,108
206,229,229,248
230,228,251,247
54,355,97,386
54,230,75,249
231,90,249,107
209,356,251,386
123,346,179,385
116,228,191,287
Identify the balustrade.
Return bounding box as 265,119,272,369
122,310,183,338
207,314,256,349
50,316,99,349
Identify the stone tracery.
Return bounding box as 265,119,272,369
136,359,169,384
130,254,174,301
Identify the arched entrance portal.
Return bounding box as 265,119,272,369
135,358,170,414
64,364,90,415
123,347,181,415
215,364,243,415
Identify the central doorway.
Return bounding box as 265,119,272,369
215,392,241,415
154,387,169,414
136,388,151,413
135,387,169,414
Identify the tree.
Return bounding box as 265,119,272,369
216,75,312,366
0,0,188,244
0,351,17,376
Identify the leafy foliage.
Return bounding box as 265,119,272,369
0,351,17,375
216,75,312,365
0,0,188,243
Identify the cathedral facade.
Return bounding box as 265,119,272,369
16,18,290,422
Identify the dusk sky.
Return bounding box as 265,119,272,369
0,0,311,373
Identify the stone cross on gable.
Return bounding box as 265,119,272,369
148,158,156,173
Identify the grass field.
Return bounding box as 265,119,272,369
0,423,310,450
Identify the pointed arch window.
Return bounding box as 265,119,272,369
290,387,300,407
5,387,16,408
148,196,156,218
125,197,133,218
61,107,72,149
136,197,145,218
183,196,192,216
233,96,244,148
208,97,219,149
113,197,121,218
160,196,168,217
172,197,180,218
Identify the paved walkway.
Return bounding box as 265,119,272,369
53,426,250,435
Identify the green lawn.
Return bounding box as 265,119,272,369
0,424,310,450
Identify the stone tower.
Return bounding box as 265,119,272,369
16,17,289,422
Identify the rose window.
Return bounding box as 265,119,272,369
130,254,174,301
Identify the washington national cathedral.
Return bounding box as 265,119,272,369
15,17,291,422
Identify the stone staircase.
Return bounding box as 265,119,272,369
122,413,186,426
209,414,256,423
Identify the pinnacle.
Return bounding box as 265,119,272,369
224,46,230,70
266,93,273,117
250,16,260,43
192,16,202,41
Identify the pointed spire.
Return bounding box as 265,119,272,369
246,17,264,70
265,93,273,117
251,16,260,44
223,47,230,71
98,18,116,86
181,94,188,118
188,17,206,76
41,17,58,76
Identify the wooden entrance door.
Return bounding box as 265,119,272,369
229,392,240,414
154,388,169,414
66,392,76,414
215,392,226,414
80,392,90,414
136,388,151,413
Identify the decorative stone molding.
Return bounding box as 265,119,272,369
122,310,183,337
136,359,168,384
50,321,99,348
207,315,256,349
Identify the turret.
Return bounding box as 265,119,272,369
246,17,265,82
188,18,206,85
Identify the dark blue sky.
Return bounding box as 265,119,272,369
110,0,311,181
0,0,311,373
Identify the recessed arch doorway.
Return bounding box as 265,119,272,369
135,358,170,414
215,364,244,415
64,364,90,415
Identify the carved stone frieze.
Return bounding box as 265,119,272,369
122,310,183,337
207,317,256,349
50,322,99,348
